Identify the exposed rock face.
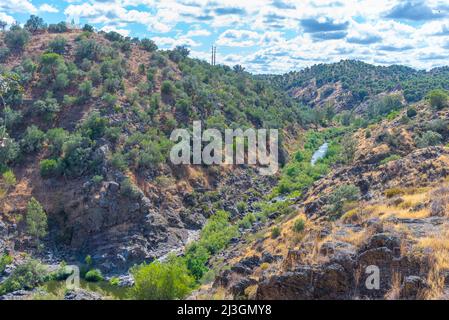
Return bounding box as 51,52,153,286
255,230,430,300
35,167,274,274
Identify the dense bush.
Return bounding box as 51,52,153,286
21,125,45,153
0,128,19,167
184,243,210,280
47,36,67,54
416,130,443,148
0,259,47,295
75,39,101,61
406,107,417,118
129,256,195,300
59,134,93,177
48,22,68,33
0,253,13,274
40,159,60,178
3,106,22,129
140,38,158,52
4,26,30,51
84,269,104,282
327,184,360,219
33,96,60,120
293,218,306,233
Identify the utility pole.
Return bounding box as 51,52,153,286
211,45,217,66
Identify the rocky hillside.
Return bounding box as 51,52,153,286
193,100,449,300
0,25,293,274
2,19,449,300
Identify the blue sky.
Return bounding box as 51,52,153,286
2,0,449,74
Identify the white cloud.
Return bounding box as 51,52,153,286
39,4,59,13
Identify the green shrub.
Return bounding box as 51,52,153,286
238,213,256,229
2,170,16,187
292,218,305,233
199,210,238,254
109,277,120,286
236,201,247,213
380,154,401,165
3,106,22,129
79,80,93,101
0,129,19,167
91,175,103,184
80,111,107,139
48,22,68,33
327,184,360,219
102,93,118,107
46,128,69,155
271,226,281,239
82,24,94,32
40,159,60,178
406,107,417,118
110,152,128,171
428,89,448,110
161,81,174,95
48,262,73,281
140,38,158,52
120,178,141,199
33,97,60,120
63,95,77,107
75,39,101,61
24,15,46,33
416,130,443,148
0,259,47,295
84,269,104,282
21,125,45,153
129,256,195,300
0,253,13,274
47,36,67,54
4,26,30,51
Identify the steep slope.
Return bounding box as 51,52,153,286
0,26,293,273
194,100,449,300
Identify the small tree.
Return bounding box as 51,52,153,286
26,197,48,243
25,15,47,33
341,135,357,164
428,89,449,110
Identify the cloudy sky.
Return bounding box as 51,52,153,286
2,0,449,73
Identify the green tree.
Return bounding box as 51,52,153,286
129,256,195,300
341,135,357,164
26,197,48,242
428,89,448,110
24,15,47,33
184,243,210,280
